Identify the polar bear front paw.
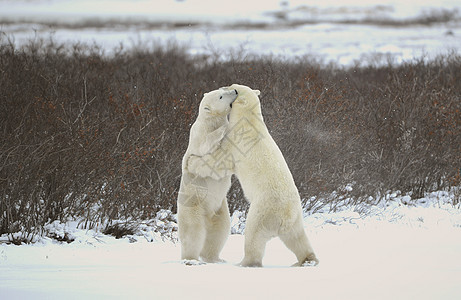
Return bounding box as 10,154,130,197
187,154,226,180
186,154,209,177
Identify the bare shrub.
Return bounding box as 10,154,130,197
1,35,460,240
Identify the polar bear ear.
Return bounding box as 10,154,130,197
253,89,261,96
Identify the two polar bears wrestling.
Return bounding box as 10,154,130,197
177,84,318,267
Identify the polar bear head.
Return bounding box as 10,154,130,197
198,88,238,120
226,84,262,118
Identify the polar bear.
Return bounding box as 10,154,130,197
177,87,238,264
187,84,318,267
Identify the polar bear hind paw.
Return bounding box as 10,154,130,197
301,260,318,267
239,261,263,268
202,257,226,264
182,259,206,266
293,255,319,267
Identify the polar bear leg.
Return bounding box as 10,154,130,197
200,198,231,263
240,232,271,267
239,206,272,267
279,220,319,266
178,206,206,261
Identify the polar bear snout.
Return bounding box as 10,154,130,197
230,90,238,108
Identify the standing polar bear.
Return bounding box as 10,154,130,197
177,88,238,264
188,84,319,267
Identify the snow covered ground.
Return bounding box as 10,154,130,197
1,191,461,299
1,1,461,299
1,0,460,65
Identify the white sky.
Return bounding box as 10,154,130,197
1,0,460,23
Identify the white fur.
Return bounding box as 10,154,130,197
188,84,318,267
177,88,237,263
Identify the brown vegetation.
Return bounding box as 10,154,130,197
0,37,460,241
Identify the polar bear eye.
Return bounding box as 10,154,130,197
204,106,211,111
219,96,223,99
